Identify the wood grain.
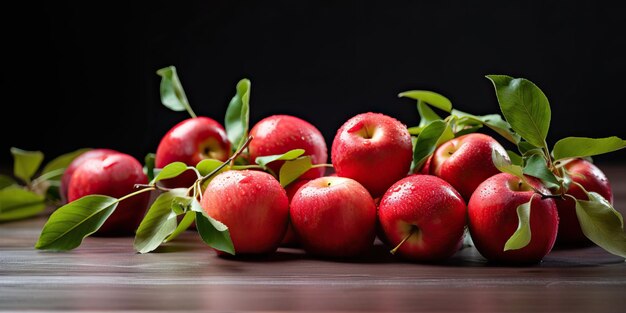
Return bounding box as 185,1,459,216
1,165,626,312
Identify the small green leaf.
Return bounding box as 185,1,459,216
153,162,189,183
507,150,523,166
0,175,17,189
451,109,521,144
171,196,193,214
492,149,524,179
552,136,626,161
398,90,452,112
504,196,533,251
417,101,443,128
193,205,235,255
486,75,551,148
453,125,483,138
165,211,196,243
41,148,91,177
35,195,118,251
134,189,187,254
410,120,454,173
575,192,626,258
195,159,228,177
407,126,425,136
518,141,539,154
144,153,156,182
523,154,560,189
0,186,46,222
156,66,196,118
225,78,251,151
11,147,44,183
279,156,313,187
255,149,305,169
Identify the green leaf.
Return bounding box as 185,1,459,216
453,125,483,138
165,211,196,243
518,141,539,155
575,192,626,258
255,149,305,169
192,203,235,255
0,174,17,189
507,150,523,166
398,90,452,112
407,126,425,136
195,159,229,178
153,162,189,183
41,148,91,177
144,153,156,182
156,66,196,118
486,75,551,148
503,196,532,251
225,78,251,151
552,136,626,161
523,154,560,189
171,196,190,215
492,149,524,179
0,186,46,222
410,120,454,173
279,156,313,187
451,109,521,144
417,101,443,128
35,195,118,251
11,147,44,183
133,189,187,254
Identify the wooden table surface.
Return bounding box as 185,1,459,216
2,165,626,312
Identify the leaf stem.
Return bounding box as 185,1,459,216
31,168,66,187
231,164,264,170
542,143,555,172
311,163,335,169
118,186,156,203
134,183,170,192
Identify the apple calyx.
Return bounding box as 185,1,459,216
199,138,229,161
348,121,377,140
390,225,419,255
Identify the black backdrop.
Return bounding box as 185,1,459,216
3,0,625,167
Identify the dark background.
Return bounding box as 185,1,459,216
3,0,625,168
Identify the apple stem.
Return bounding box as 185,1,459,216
390,225,418,255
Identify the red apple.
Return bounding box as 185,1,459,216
378,174,467,262
290,176,377,257
281,179,311,246
60,148,120,204
67,153,150,236
155,117,231,187
331,112,413,197
248,115,327,179
555,158,613,246
200,170,289,255
430,133,508,201
468,173,559,263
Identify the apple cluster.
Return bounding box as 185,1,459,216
35,69,626,265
